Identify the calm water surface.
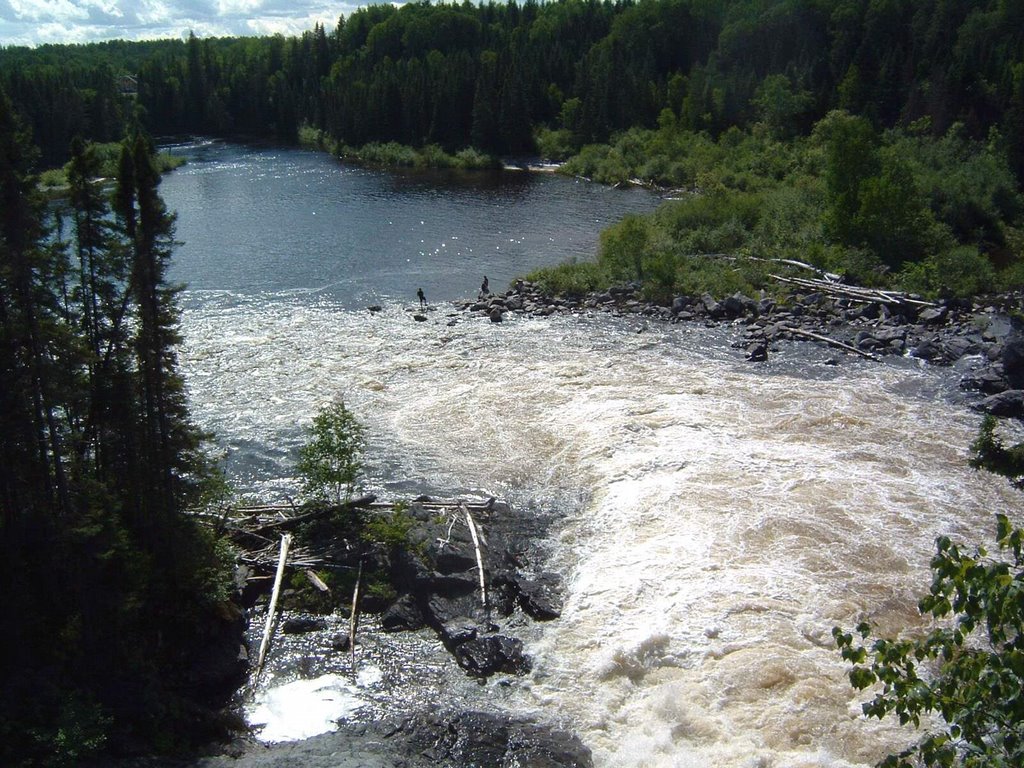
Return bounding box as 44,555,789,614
162,139,658,307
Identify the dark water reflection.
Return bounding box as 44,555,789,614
161,140,659,309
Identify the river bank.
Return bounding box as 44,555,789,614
459,280,1024,415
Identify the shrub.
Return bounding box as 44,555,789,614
297,401,365,505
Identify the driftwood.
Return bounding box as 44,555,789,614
247,494,377,536
770,274,938,308
784,326,878,360
348,558,363,676
461,503,488,612
253,533,292,687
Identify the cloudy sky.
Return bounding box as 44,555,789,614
0,0,364,47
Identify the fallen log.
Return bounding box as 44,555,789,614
461,503,488,613
770,274,937,308
252,533,292,688
246,494,377,536
784,326,878,361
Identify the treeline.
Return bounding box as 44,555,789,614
0,92,235,764
1,0,1023,179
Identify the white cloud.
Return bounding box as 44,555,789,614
8,0,88,22
0,0,363,45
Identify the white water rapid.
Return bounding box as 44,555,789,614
180,294,1021,768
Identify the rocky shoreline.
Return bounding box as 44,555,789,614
458,280,1024,416
146,496,591,768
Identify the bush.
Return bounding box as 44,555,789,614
526,259,606,296
297,401,365,505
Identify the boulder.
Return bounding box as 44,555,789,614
413,314,428,322
1002,332,1024,389
490,307,504,323
516,573,562,621
976,389,1024,418
454,634,531,676
917,306,948,324
407,712,593,768
282,615,327,634
745,341,769,362
381,594,426,632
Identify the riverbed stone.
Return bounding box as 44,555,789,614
454,634,530,676
975,389,1024,417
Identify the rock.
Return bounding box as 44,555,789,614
330,633,352,651
975,389,1024,418
368,305,383,313
745,341,768,362
282,615,328,634
413,313,428,322
917,306,947,324
671,296,692,314
407,712,593,768
960,366,1009,395
454,634,531,676
1002,332,1024,388
700,292,721,318
490,307,504,323
516,573,562,620
722,292,756,318
381,594,425,632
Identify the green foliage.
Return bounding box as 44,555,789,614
338,141,498,170
834,514,1024,767
363,505,418,551
525,259,607,297
970,415,1024,489
297,401,365,505
898,247,997,299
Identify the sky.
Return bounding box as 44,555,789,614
0,0,366,47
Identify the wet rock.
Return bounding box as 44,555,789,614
454,634,531,676
407,712,593,768
490,307,504,323
282,616,328,634
515,573,562,621
1002,332,1024,389
975,389,1024,418
381,594,425,632
961,365,1009,394
413,314,428,322
368,305,383,313
746,341,769,362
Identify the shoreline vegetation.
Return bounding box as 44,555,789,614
298,124,500,171
39,141,187,196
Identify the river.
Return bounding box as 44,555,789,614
163,140,1021,768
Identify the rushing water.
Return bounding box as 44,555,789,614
165,141,1021,767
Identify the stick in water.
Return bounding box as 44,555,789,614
349,557,363,676
461,503,488,612
253,532,292,689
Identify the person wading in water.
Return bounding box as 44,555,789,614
417,287,427,308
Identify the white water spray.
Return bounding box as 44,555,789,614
180,296,1020,764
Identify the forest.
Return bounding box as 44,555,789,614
2,0,1024,298
2,0,1024,764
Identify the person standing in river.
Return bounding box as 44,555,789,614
480,276,489,298
417,287,427,308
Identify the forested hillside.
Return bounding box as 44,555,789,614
0,96,240,764
2,0,1023,178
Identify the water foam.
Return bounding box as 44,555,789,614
179,298,1020,765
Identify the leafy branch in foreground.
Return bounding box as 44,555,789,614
834,513,1024,768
